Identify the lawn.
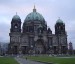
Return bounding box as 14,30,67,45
26,55,75,64
0,57,19,64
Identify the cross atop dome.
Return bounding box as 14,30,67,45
34,5,35,9
16,12,17,15
33,5,36,12
58,17,60,19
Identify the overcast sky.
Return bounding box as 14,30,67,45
0,0,75,49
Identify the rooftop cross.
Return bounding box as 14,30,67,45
34,5,35,9
58,17,60,19
33,5,36,12
16,12,17,15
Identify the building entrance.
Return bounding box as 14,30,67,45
35,39,46,54
21,46,27,54
13,46,18,54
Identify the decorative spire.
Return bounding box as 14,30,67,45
34,5,35,9
33,5,36,12
16,12,17,15
58,17,60,19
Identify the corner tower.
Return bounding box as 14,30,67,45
10,13,21,32
55,18,65,35
9,13,21,54
55,18,68,54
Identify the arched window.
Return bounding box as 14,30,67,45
14,24,18,28
29,37,34,45
61,26,63,30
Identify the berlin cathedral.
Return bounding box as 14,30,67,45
9,6,68,54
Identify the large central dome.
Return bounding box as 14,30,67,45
24,6,45,22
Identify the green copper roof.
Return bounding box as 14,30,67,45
24,7,45,22
12,14,20,20
25,12,45,21
56,18,64,24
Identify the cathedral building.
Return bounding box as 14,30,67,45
9,6,68,54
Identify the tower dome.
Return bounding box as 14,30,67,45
55,18,65,35
24,6,45,23
12,13,21,21
56,18,64,24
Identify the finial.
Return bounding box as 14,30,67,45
33,4,36,12
58,17,60,19
16,12,17,15
34,5,35,9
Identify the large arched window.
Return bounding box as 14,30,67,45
29,26,34,32
14,24,18,29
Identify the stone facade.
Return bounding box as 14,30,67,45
9,7,68,54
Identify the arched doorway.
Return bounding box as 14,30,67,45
35,39,46,54
21,46,27,54
61,46,67,54
13,46,18,54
